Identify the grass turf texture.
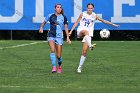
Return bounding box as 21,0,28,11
0,40,140,93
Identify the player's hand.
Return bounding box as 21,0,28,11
68,31,72,36
39,27,43,33
66,38,71,44
113,24,120,28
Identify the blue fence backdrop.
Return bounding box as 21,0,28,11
0,0,140,30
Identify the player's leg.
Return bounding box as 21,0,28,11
77,42,89,73
78,30,95,50
78,30,89,37
48,37,57,73
55,38,63,73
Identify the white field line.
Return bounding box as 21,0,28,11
0,85,83,89
0,85,21,88
0,85,134,89
0,85,56,89
0,41,47,50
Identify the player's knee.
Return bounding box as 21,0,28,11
83,30,89,35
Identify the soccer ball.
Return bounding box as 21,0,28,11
100,29,110,38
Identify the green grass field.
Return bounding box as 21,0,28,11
0,40,140,93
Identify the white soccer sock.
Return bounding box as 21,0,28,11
79,55,86,66
84,35,92,47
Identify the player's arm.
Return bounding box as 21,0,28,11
96,15,119,27
39,21,46,33
64,24,71,44
69,13,83,36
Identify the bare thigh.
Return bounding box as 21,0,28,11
78,30,89,38
48,40,55,53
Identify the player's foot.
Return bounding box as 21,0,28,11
52,66,56,73
57,66,62,73
89,43,96,50
77,65,82,73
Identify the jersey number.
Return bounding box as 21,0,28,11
84,22,90,27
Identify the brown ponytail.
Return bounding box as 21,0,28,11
61,9,64,15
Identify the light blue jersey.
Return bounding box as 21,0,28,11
45,13,68,38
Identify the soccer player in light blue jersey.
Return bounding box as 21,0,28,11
39,4,71,73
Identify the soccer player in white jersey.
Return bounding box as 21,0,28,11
69,3,119,73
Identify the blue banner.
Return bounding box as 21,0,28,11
0,0,140,30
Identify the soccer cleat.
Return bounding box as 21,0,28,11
57,66,62,73
77,66,82,73
89,43,96,50
52,66,56,73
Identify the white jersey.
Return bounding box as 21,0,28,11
77,11,97,37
